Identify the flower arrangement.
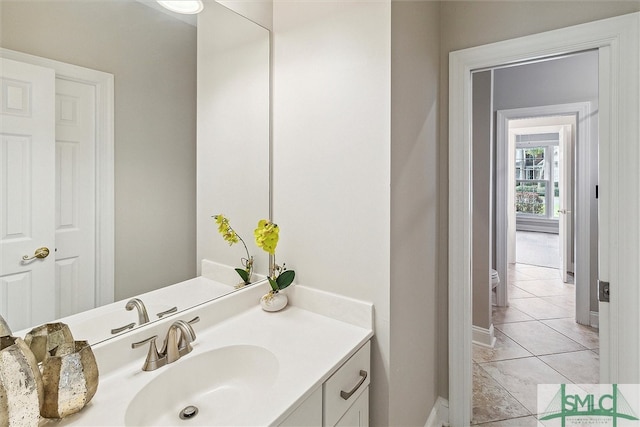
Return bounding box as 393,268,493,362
213,214,253,286
254,219,295,298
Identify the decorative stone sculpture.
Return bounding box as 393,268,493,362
0,336,44,427
0,315,11,337
40,340,99,418
24,322,74,363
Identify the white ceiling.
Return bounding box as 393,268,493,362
134,0,198,27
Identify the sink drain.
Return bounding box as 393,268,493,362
179,405,199,420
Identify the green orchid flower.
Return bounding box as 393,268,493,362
254,219,279,255
254,219,295,293
213,214,253,285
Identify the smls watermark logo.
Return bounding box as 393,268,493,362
538,384,640,426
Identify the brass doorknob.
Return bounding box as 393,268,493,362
22,247,50,261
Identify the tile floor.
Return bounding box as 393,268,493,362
472,263,600,425
515,231,559,269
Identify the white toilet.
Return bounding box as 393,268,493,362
491,268,500,305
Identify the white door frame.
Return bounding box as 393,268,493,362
496,103,592,326
1,48,115,308
448,13,639,426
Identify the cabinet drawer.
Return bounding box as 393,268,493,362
323,341,370,427
335,387,368,427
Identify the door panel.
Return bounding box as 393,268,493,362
0,58,56,330
54,78,96,317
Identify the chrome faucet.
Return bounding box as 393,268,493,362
126,298,150,325
131,317,199,371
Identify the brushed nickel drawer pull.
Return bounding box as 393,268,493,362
340,370,368,400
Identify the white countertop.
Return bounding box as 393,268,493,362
44,283,373,426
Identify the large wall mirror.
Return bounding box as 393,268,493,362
0,0,270,344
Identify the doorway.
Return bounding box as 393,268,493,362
471,61,601,424
495,103,597,326
448,13,640,427
0,49,114,331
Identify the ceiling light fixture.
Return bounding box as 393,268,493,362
156,0,204,15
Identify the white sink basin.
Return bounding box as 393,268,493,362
124,345,278,426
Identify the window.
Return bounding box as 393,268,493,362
514,133,559,221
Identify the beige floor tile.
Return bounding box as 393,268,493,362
492,305,535,325
508,269,536,282
497,321,586,355
512,279,575,297
514,265,560,279
472,363,531,424
541,318,599,349
540,295,575,312
478,237,590,425
508,298,573,320
473,330,533,363
476,415,539,426
509,285,536,299
480,357,572,414
539,350,600,384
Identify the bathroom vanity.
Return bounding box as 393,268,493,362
280,341,370,427
41,282,373,426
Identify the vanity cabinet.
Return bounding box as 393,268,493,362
279,341,370,427
279,387,323,426
324,341,370,426
334,390,369,427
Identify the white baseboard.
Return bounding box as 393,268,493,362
472,324,496,348
590,310,599,329
425,397,449,427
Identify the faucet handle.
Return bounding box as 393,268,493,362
175,320,197,356
177,317,200,353
131,335,165,371
111,322,136,335
156,306,178,318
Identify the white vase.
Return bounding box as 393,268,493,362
260,292,288,312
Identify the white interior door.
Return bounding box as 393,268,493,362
558,124,572,283
0,58,56,331
55,78,96,317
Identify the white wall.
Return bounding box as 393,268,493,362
1,0,197,300
272,1,392,424
217,0,273,30
389,2,441,424
493,52,598,110
273,1,441,424
197,1,271,281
